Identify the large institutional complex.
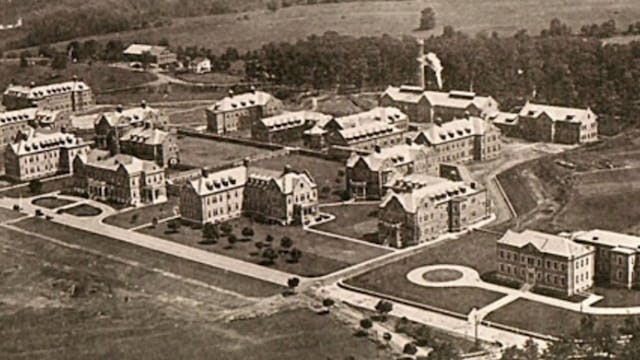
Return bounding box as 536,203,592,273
94,103,169,149
2,79,95,113
378,165,489,248
180,165,319,226
251,111,331,144
206,90,284,134
4,130,90,182
413,117,502,164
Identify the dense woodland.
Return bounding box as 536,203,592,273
245,20,640,135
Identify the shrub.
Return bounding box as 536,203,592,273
242,227,254,237
403,343,418,355
322,298,335,307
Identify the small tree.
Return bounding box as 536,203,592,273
280,236,293,249
28,179,43,194
220,222,233,236
242,227,254,237
227,234,237,248
266,0,280,12
262,247,278,265
203,223,219,241
403,343,418,355
151,217,159,228
414,325,432,347
254,241,264,250
287,277,300,289
265,234,274,243
322,298,335,308
360,318,373,332
131,214,139,224
289,247,302,263
419,7,436,31
383,332,392,348
374,300,393,322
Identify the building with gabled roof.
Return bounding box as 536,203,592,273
380,86,499,123
206,89,283,134
180,164,319,226
414,117,501,164
94,102,168,149
0,108,68,147
345,141,439,200
189,57,212,74
378,167,489,248
72,152,167,206
517,102,598,144
2,78,94,113
4,130,90,182
573,230,640,289
123,44,177,68
119,125,179,167
251,110,331,144
497,229,595,296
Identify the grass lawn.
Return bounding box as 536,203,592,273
140,216,389,277
0,176,75,198
346,230,505,314
19,0,640,55
95,83,225,106
176,72,243,84
31,196,75,209
104,197,179,229
0,207,24,222
61,204,103,217
314,203,379,241
12,217,283,297
168,107,207,126
253,154,345,203
177,135,268,168
496,168,538,216
0,62,156,93
593,286,640,308
391,316,478,353
485,299,640,338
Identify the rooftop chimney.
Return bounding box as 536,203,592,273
374,145,381,153
405,137,412,146
250,85,256,94
72,75,78,82
116,104,123,113
228,89,234,98
29,81,35,88
141,100,147,109
201,168,209,178
243,157,251,168
283,164,293,174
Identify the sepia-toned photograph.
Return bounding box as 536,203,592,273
1,0,640,359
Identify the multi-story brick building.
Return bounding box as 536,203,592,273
306,107,408,151
572,230,640,289
380,86,499,123
94,103,169,149
413,117,502,164
179,166,247,225
345,141,439,200
180,165,319,226
0,108,66,147
497,230,595,296
3,79,94,112
517,102,598,144
251,111,331,144
123,44,177,68
4,130,90,182
72,153,167,206
119,125,180,167
378,171,489,247
206,90,283,134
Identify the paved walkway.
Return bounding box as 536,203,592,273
406,264,640,316
0,196,297,287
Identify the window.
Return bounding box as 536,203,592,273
499,250,504,258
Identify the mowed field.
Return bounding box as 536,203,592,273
314,203,380,242
0,222,380,359
177,135,269,168
11,0,640,55
346,230,507,314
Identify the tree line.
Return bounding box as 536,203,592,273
245,19,640,135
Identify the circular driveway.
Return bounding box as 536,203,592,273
406,264,482,288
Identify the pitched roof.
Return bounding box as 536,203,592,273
4,80,91,99
346,143,431,171
124,44,170,56
209,91,277,113
333,107,407,130
247,167,316,194
9,130,85,155
97,106,163,128
380,176,478,213
338,121,398,142
0,108,37,126
259,111,331,132
414,117,496,145
120,127,169,145
86,153,162,174
382,85,426,104
383,86,497,113
488,112,519,126
519,102,596,124
188,166,248,196
573,230,640,253
498,230,593,258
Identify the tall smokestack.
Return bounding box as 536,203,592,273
417,39,426,89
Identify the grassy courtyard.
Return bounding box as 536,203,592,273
12,217,283,297
313,203,379,242
177,135,268,168
104,197,180,229
496,168,538,216
61,204,103,217
253,154,346,203
31,196,75,209
140,216,390,277
346,231,506,315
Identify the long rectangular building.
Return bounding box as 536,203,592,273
3,79,94,113
206,90,283,134
517,102,598,144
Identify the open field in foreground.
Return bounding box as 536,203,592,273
103,197,180,229
12,217,283,297
177,135,268,168
13,0,640,54
140,216,389,277
253,154,345,203
0,224,379,359
346,231,506,314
